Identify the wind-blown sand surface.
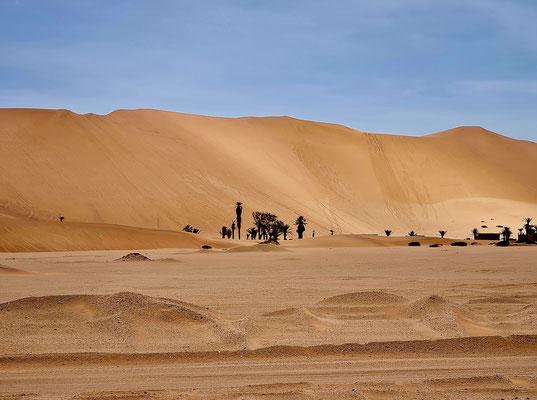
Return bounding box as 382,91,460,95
1,245,536,398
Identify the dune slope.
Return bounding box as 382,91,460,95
0,108,535,240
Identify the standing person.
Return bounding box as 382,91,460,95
235,202,243,240
312,230,315,238
231,220,236,239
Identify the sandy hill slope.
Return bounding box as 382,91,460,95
0,217,227,252
0,108,535,240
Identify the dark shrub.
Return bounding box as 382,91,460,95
451,241,467,246
496,241,510,247
429,244,440,247
408,241,421,246
201,245,212,249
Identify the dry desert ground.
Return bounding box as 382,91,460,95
1,241,536,399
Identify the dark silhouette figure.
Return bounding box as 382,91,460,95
246,233,250,240
438,230,447,238
295,216,306,239
59,216,64,222
231,221,236,239
312,230,315,238
330,229,334,236
408,230,416,237
472,228,479,240
221,226,228,239
226,230,232,239
235,202,243,240
384,229,392,237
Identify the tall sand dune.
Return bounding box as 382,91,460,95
1,108,536,249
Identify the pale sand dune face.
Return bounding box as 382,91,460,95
0,108,535,251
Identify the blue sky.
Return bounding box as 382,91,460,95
1,0,536,141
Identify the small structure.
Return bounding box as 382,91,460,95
475,232,500,241
517,233,536,243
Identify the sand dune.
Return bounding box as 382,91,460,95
318,290,408,305
0,218,227,252
0,292,244,354
226,242,289,253
404,294,496,337
0,108,536,251
3,288,534,355
0,263,35,275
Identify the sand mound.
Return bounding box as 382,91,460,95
318,290,408,306
0,292,244,354
227,243,289,253
260,307,326,327
115,252,152,262
0,264,35,275
404,295,489,337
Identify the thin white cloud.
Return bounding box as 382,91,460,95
451,79,537,95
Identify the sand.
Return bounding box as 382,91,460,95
0,218,228,252
0,245,536,398
1,108,536,244
1,108,536,398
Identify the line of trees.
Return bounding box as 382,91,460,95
218,202,307,241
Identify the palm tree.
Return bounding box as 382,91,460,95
295,216,307,239
246,227,257,240
235,202,243,240
501,226,512,242
279,222,291,240
252,212,263,240
438,230,447,238
523,218,534,236
231,220,236,239
472,228,479,240
252,211,277,240
384,230,392,237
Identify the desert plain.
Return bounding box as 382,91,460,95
1,240,537,399
0,109,536,399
